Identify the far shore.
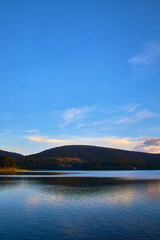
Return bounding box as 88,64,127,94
0,168,25,172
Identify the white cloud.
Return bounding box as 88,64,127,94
86,104,141,127
51,104,156,131
25,130,39,133
61,106,92,127
117,109,155,124
76,123,85,129
27,136,71,146
88,120,108,127
122,104,140,113
133,138,160,153
128,40,160,66
105,104,140,115
0,130,10,135
89,107,155,126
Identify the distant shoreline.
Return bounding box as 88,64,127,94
0,167,19,172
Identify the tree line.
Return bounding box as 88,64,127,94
0,155,16,168
1,154,160,170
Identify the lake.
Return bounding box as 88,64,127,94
0,170,160,240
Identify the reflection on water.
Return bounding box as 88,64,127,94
2,169,160,178
0,171,160,240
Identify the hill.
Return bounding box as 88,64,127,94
30,145,157,161
24,145,160,170
0,149,23,158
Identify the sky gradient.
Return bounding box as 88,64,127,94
0,0,160,155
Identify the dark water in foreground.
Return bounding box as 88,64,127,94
1,171,160,240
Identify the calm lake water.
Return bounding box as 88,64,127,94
1,170,160,240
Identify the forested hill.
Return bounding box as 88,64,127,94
0,149,23,158
1,145,160,170
23,145,160,170
30,145,159,162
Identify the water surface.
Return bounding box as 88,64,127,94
0,170,160,240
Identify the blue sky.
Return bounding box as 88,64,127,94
0,0,160,154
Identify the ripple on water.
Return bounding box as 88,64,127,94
0,171,160,239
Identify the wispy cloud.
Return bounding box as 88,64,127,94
133,138,160,153
128,40,160,66
51,103,156,133
61,106,93,127
57,104,157,133
0,130,10,135
25,130,39,133
122,104,141,113
88,105,155,127
117,109,155,124
107,103,140,114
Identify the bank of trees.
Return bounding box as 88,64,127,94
5,155,160,170
0,155,16,168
